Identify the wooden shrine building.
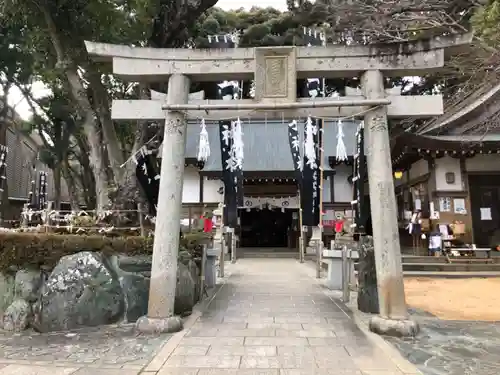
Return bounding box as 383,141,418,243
391,80,500,248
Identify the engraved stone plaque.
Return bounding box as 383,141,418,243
264,56,287,97
255,47,296,104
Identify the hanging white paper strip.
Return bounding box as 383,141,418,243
335,119,348,161
197,118,211,162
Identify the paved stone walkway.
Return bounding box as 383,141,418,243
157,258,415,375
0,324,169,374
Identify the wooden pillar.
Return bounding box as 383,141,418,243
199,174,204,203
362,70,418,337
136,74,190,334
188,206,192,231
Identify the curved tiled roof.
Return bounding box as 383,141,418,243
417,79,500,136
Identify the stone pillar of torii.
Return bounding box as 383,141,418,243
85,33,472,336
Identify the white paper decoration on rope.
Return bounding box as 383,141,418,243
197,118,210,162
335,119,348,162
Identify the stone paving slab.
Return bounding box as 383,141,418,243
72,369,141,375
0,365,79,375
157,259,411,375
0,323,171,374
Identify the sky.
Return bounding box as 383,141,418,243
217,0,287,10
8,0,288,121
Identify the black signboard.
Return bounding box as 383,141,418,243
0,145,7,211
300,29,325,226
210,34,244,228
136,151,160,216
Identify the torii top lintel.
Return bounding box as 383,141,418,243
85,33,472,83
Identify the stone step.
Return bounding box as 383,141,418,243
402,271,500,278
353,261,500,272
354,270,500,278
402,256,448,264
448,258,497,264
401,262,500,272
402,256,500,264
240,251,300,259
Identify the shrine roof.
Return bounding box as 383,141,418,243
391,131,500,170
183,119,361,171
417,79,500,136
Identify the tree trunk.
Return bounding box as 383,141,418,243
53,163,62,210
41,6,110,212
61,159,80,210
74,135,97,209
111,83,149,220
85,64,125,183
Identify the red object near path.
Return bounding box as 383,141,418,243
203,218,213,233
334,220,344,233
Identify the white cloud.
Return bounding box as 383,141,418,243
217,0,287,10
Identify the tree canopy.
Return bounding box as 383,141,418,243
0,0,492,214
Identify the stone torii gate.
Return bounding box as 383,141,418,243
86,34,471,335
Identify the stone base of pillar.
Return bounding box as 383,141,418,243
308,226,322,246
369,315,419,337
135,315,183,334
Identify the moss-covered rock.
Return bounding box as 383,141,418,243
0,272,15,320
34,252,124,332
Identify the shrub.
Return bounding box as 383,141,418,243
0,231,213,271
0,232,153,271
70,215,97,228
179,231,212,267
180,231,212,251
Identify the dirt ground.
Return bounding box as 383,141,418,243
404,277,500,321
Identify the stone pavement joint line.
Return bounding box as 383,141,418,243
0,323,167,375
156,258,414,375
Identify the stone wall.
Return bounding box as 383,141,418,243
0,251,201,333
